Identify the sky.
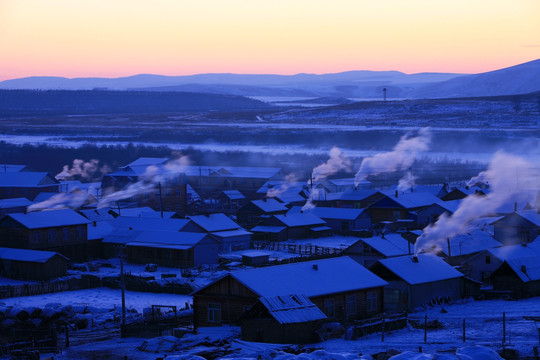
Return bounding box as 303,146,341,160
1,0,539,81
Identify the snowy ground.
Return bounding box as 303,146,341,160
2,296,537,359
0,287,192,313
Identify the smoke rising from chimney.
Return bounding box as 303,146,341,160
414,151,537,255
28,191,91,212
354,128,431,187
266,173,299,198
98,155,190,209
55,159,110,181
302,147,351,210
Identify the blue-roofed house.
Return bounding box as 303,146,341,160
188,213,251,251
0,198,32,217
414,200,461,228
369,254,465,312
0,172,60,200
218,190,248,211
492,211,540,245
240,294,327,344
259,212,329,240
192,256,387,327
288,206,371,234
0,209,90,260
317,189,384,209
342,233,413,268
368,192,443,225
490,254,540,298
236,198,288,228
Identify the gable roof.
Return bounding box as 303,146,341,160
125,157,169,167
109,216,193,232
272,213,326,227
130,230,214,247
0,164,28,173
221,190,246,200
440,230,501,257
0,198,32,208
289,206,365,220
188,213,240,232
374,254,463,285
79,208,116,221
0,172,59,187
357,234,411,257
503,256,540,282
230,256,387,297
258,294,327,324
0,247,68,262
87,221,116,240
373,192,443,209
2,209,90,229
251,199,288,213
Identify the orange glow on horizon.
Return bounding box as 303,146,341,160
0,0,539,81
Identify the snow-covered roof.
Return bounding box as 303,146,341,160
259,294,327,324
125,242,192,250
504,256,540,282
487,241,540,261
250,226,286,233
273,213,326,227
102,229,143,244
3,209,90,229
112,207,176,219
32,192,59,203
374,253,463,285
251,199,288,213
517,211,540,227
230,256,387,297
0,198,32,208
131,230,211,246
188,213,240,232
376,192,443,209
87,221,116,240
211,229,252,238
334,189,380,201
0,172,58,187
358,234,411,257
0,247,67,262
79,208,116,221
125,157,169,167
109,217,192,232
289,206,365,220
221,190,245,200
441,230,501,257
183,166,282,179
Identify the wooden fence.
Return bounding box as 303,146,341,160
251,241,343,256
0,276,99,299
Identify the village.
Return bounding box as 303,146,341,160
0,154,539,360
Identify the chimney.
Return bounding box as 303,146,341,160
395,190,398,198
312,264,318,271
93,221,97,227
447,237,451,257
514,202,517,212
521,265,527,274
263,197,267,202
412,256,419,263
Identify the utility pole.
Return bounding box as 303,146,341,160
120,248,126,338
383,88,387,103
158,182,164,219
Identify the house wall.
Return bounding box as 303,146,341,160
369,208,410,224
215,234,251,252
193,238,219,265
310,287,384,323
493,222,540,245
241,318,322,344
0,255,67,281
126,246,196,268
416,206,449,228
462,253,503,283
342,241,385,268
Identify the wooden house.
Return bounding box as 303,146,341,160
343,233,412,268
0,172,60,200
0,247,69,281
490,256,540,298
289,206,371,234
492,211,540,245
192,256,387,328
218,190,247,211
125,230,220,268
367,192,443,225
0,209,89,260
240,294,327,344
258,212,329,240
188,213,251,251
236,198,288,228
369,254,465,312
414,200,461,228
318,189,384,209
440,186,486,201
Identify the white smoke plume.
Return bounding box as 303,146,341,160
56,159,111,181
397,171,417,192
98,156,190,209
302,147,351,210
266,173,299,198
28,191,91,212
354,128,432,187
414,151,538,255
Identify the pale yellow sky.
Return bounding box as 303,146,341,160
1,0,539,80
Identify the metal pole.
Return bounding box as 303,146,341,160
120,249,126,338
381,313,385,342
463,318,466,343
158,182,164,219
503,312,506,345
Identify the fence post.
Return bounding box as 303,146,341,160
424,314,427,344
503,312,506,346
381,313,385,342
462,318,466,343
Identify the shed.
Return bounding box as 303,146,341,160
0,247,68,280
241,294,327,344
241,251,270,266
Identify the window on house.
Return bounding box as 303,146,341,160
63,228,70,242
176,189,181,198
485,255,491,265
367,291,378,312
32,231,41,245
208,303,222,322
481,271,491,282
48,229,55,243
392,211,401,220
346,295,357,315
77,226,84,240
165,189,171,198
324,298,335,318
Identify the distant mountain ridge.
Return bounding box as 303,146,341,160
1,58,539,99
